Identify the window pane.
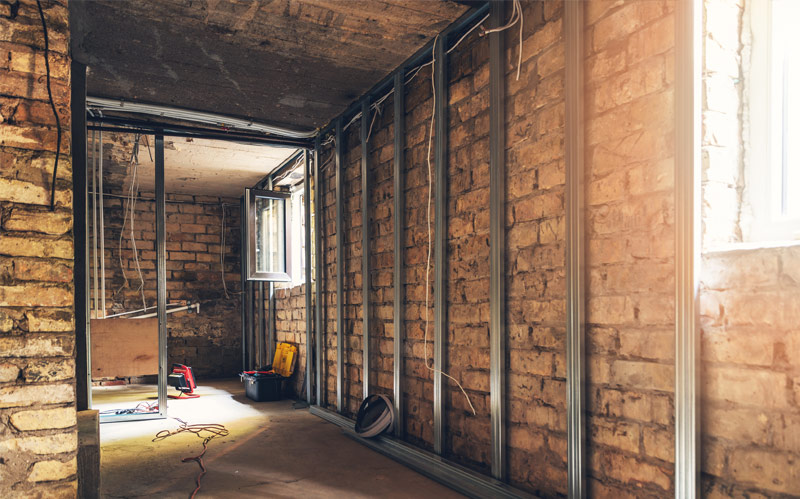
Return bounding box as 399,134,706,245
255,196,285,273
772,0,800,217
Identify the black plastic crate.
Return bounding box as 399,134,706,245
242,373,284,402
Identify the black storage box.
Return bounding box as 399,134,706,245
243,373,284,402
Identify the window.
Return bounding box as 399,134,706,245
245,188,291,281
289,185,306,286
747,0,800,240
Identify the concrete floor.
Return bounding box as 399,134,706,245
98,379,464,498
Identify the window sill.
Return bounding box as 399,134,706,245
703,238,800,256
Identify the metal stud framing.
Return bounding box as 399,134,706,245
72,61,91,411
362,100,371,400
240,197,247,371
155,135,168,418
565,1,586,497
335,118,345,413
305,149,313,403
489,0,506,481
314,136,324,405
393,70,406,438
267,176,276,366
433,32,448,456
675,0,701,496
257,282,264,367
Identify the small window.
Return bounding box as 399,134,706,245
245,188,291,281
747,0,800,240
289,186,306,286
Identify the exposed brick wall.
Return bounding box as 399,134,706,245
584,0,676,496
273,284,308,398
700,247,800,497
90,146,242,379
366,97,396,401
699,0,800,495
305,1,571,492
701,0,743,247
0,0,78,496
504,1,567,495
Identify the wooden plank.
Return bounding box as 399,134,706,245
90,318,158,379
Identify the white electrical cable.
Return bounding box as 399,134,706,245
221,202,230,299
424,35,476,417
481,0,524,81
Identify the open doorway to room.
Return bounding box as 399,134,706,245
84,124,299,422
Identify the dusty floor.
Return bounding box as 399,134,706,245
98,379,464,498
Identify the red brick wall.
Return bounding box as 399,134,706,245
505,2,568,494
700,247,800,496
274,1,686,496
0,0,78,495
584,1,676,496
302,1,571,491
273,284,308,398
93,184,242,379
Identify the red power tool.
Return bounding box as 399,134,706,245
168,363,199,399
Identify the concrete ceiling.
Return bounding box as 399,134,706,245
71,0,469,133
100,133,297,197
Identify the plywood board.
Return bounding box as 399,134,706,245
90,318,158,379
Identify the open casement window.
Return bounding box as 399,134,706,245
245,188,292,281
747,0,800,241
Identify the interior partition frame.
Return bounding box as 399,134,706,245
433,31,449,456
361,99,371,400
72,61,91,411
335,118,345,413
565,0,586,497
314,136,324,405
154,135,168,419
675,0,701,496
304,150,313,403
488,0,507,481
392,70,405,438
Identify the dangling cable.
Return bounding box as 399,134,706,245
424,35,476,416
35,0,62,211
221,202,230,299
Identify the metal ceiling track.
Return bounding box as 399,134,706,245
87,96,317,139
86,116,312,149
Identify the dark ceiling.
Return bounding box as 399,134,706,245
70,0,469,134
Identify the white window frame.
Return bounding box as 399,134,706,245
289,184,306,286
746,0,800,241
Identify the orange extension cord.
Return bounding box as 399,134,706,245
153,419,229,498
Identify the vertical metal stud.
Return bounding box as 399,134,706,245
433,33,448,456
98,130,106,318
565,1,586,497
335,118,345,413
268,176,276,367
489,0,507,481
304,149,313,403
257,281,264,368
361,100,371,400
72,61,91,411
314,136,324,405
247,280,254,370
393,70,406,437
240,197,247,371
155,135,168,418
675,0,701,496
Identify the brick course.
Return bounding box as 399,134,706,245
0,0,78,495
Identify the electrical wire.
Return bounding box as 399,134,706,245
34,0,61,212
153,418,230,499
424,35,476,416
221,202,230,299
115,134,142,297
481,0,524,81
